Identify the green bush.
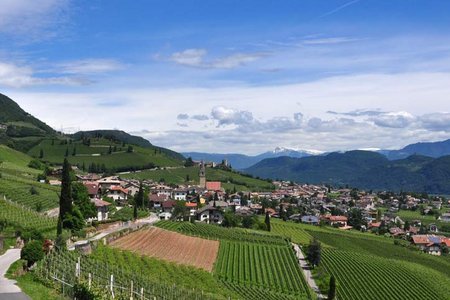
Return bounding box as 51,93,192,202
21,240,44,267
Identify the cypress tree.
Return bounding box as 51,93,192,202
133,202,138,220
64,147,69,157
328,275,336,300
136,181,144,208
58,158,73,234
265,211,271,232
39,149,44,159
72,147,76,156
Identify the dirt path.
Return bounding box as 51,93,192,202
292,243,326,300
0,249,30,300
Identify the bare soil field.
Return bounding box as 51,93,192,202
109,227,219,272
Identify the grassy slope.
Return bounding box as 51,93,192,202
0,145,60,210
28,138,182,169
271,219,450,300
121,166,275,191
6,260,65,300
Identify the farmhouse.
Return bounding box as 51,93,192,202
106,186,128,205
172,189,188,201
197,205,225,224
83,182,101,199
92,198,111,221
412,235,445,255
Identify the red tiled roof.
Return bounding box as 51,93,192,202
149,194,168,202
109,185,128,194
83,182,100,196
92,199,112,207
369,222,381,228
412,235,430,245
162,200,176,208
185,202,197,208
206,181,222,191
330,216,348,222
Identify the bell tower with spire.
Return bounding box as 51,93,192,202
199,161,206,188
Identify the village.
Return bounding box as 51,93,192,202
56,160,450,257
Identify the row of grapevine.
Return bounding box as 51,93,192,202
321,248,450,300
0,198,57,233
0,176,59,210
156,220,288,245
271,222,315,245
36,249,232,300
215,240,311,299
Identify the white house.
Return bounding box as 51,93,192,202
172,189,188,201
92,199,111,221
106,186,128,205
159,212,172,220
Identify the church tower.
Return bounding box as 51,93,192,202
199,161,206,188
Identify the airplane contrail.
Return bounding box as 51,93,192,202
319,0,360,18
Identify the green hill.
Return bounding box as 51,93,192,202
121,166,275,191
245,150,450,193
0,93,56,152
28,137,183,172
0,145,60,211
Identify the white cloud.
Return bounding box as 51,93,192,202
57,59,124,75
0,61,87,88
6,71,450,154
168,48,267,69
211,106,254,126
369,111,416,128
0,0,69,39
170,49,206,67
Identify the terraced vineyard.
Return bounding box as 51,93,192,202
215,240,311,299
0,198,57,235
156,220,288,245
0,175,60,210
156,221,312,299
321,248,450,300
271,220,450,300
37,246,235,299
271,220,315,245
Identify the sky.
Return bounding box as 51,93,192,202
1,0,450,155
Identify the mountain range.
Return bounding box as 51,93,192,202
244,151,450,193
184,139,450,170
183,147,321,170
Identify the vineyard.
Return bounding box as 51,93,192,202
0,175,60,211
109,227,219,271
156,220,288,245
156,221,313,299
321,248,450,300
0,198,57,235
36,247,235,299
271,220,450,300
215,240,311,299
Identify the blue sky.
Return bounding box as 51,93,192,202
2,0,450,154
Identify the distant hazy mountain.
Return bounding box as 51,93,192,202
244,150,450,193
183,147,322,170
382,139,450,160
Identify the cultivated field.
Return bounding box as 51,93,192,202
271,219,450,300
109,227,220,271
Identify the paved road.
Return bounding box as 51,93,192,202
0,249,30,300
70,213,160,249
292,243,325,300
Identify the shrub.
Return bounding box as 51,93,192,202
21,240,44,267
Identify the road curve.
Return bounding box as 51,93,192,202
0,249,30,300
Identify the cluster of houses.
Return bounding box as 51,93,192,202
46,162,450,255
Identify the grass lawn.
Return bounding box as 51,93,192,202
6,260,66,300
